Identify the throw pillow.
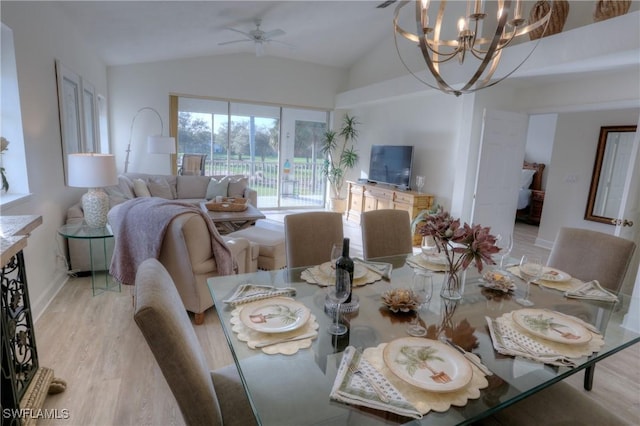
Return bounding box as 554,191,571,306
132,178,151,197
228,176,248,198
206,177,229,200
147,178,174,199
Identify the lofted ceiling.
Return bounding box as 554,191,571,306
53,1,622,69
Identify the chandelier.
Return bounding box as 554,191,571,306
393,0,552,96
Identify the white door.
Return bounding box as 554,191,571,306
471,109,529,240
617,116,640,331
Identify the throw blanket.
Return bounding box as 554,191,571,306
109,198,234,285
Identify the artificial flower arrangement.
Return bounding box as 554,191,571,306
415,208,500,297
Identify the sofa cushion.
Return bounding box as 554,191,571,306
176,176,210,199
206,177,230,200
148,177,175,199
228,176,248,198
133,179,152,197
119,175,136,199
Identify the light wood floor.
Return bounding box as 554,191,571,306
36,219,639,425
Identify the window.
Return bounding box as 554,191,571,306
172,95,329,209
1,23,29,204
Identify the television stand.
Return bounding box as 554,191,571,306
345,181,434,245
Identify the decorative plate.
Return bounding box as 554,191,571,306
383,337,473,393
540,267,571,282
481,270,516,293
422,254,448,265
319,262,367,280
239,298,311,334
512,309,592,345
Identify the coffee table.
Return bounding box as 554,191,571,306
200,201,265,235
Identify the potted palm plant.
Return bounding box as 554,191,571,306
320,114,360,213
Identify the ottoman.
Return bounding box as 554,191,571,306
227,226,286,270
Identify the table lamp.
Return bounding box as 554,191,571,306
68,153,118,228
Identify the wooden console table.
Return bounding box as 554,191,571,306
345,181,434,245
1,215,65,426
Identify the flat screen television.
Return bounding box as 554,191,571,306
368,145,414,189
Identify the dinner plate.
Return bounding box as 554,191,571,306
421,253,448,265
540,267,571,282
383,337,473,393
239,298,311,334
512,309,592,345
319,262,367,280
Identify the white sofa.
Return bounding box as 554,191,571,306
65,172,258,273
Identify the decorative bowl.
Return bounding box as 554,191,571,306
381,288,420,313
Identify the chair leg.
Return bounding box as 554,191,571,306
584,364,595,390
194,312,205,325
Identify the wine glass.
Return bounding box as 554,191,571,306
516,255,542,307
330,243,342,268
327,271,351,335
406,271,433,336
496,233,514,270
415,175,425,193
421,235,437,256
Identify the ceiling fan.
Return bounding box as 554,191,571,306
218,19,293,57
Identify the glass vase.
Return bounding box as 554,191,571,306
440,269,465,300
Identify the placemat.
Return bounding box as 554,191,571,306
363,343,488,414
301,263,381,286
230,300,318,355
406,254,448,272
487,310,604,367
507,266,583,292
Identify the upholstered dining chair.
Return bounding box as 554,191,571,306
547,227,636,293
179,153,207,176
360,209,413,260
134,258,256,426
546,226,636,390
284,211,343,268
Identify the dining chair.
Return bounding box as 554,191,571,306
360,209,413,260
547,226,636,390
179,153,207,175
479,381,627,425
133,258,256,426
547,227,636,293
284,211,343,268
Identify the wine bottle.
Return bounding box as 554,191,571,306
335,237,354,303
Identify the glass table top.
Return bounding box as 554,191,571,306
58,222,113,239
208,255,639,425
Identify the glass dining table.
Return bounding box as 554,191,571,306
207,255,640,425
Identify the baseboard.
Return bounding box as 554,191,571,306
32,271,69,322
534,237,554,250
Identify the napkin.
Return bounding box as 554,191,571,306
330,346,422,419
486,316,577,367
353,258,392,280
564,280,618,302
223,283,296,306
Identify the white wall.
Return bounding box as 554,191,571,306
108,54,348,175
1,2,108,318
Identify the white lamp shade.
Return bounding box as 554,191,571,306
147,135,176,154
68,153,118,188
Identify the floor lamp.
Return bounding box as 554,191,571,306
124,107,176,173
68,153,118,228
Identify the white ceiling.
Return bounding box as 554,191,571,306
55,1,397,68
53,1,622,69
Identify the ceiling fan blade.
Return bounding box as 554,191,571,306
255,42,265,57
224,27,253,38
263,29,285,39
218,39,253,46
269,39,296,49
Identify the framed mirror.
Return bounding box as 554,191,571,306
585,125,637,224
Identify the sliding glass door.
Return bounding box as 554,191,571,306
173,95,328,209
